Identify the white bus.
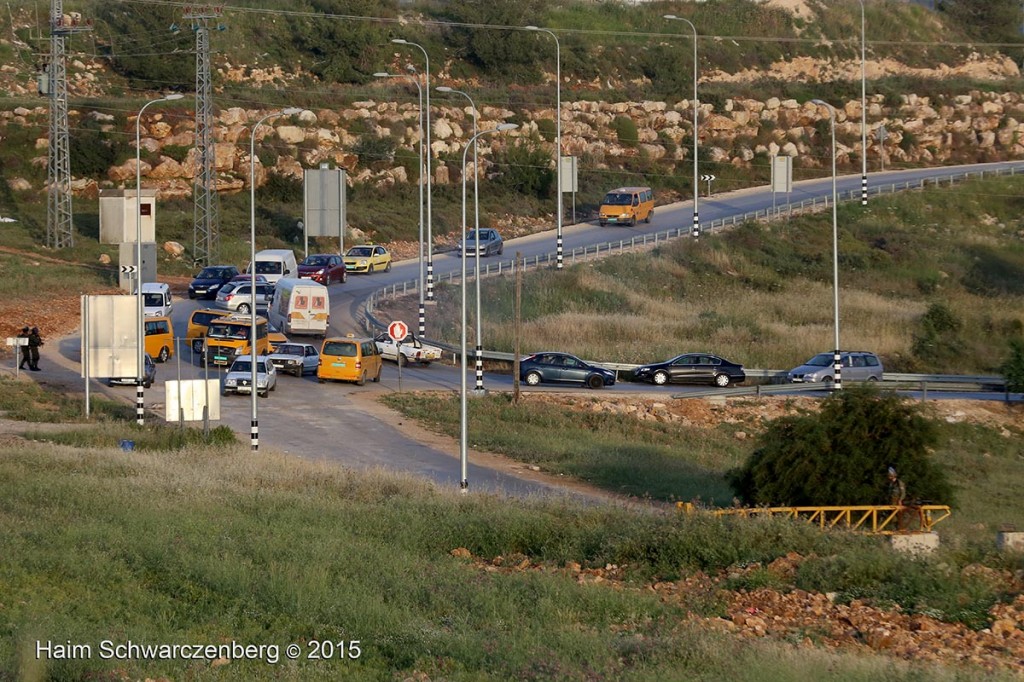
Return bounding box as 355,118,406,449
268,277,330,336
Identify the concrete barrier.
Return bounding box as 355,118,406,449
997,531,1024,553
889,532,940,556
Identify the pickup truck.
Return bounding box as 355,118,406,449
373,332,443,366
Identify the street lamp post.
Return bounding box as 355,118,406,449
392,39,436,305
858,0,868,206
249,107,301,451
460,123,518,492
376,71,426,337
524,26,563,268
437,86,486,391
811,99,842,391
135,93,183,426
663,14,701,238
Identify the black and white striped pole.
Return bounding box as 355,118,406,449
859,0,868,207
812,99,842,391
460,123,518,492
664,15,700,239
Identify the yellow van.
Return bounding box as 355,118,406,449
204,314,270,366
317,335,382,386
186,308,229,353
144,316,175,363
598,186,654,226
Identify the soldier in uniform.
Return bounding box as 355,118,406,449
27,326,43,371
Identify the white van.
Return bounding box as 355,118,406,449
268,277,330,336
246,249,298,285
141,282,173,317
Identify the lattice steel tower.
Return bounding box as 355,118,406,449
185,6,223,266
45,0,90,249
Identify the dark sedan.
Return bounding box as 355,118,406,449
188,265,239,299
633,353,745,387
298,253,347,286
519,352,616,389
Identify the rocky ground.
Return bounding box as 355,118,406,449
450,548,1024,675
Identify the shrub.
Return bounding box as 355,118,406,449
728,385,954,507
1001,338,1024,392
911,302,963,367
352,133,397,169
490,139,554,200
613,115,639,147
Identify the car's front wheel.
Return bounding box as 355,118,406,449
385,261,391,272
237,303,251,314
158,347,170,363
653,370,669,386
587,374,604,390
192,339,204,353
714,373,731,388
524,371,542,386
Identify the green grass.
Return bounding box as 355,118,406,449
2,434,1020,681
395,176,1024,374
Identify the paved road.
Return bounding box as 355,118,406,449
53,161,1024,496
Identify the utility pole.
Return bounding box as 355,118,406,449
183,5,223,267
512,252,523,405
44,0,90,249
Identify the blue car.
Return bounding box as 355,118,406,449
519,352,615,390
188,265,240,299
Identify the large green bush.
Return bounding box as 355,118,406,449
1001,338,1024,392
728,386,955,507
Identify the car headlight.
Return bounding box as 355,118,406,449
257,377,268,387
234,346,246,355
210,283,221,290
224,378,237,387
359,259,368,266
316,268,324,274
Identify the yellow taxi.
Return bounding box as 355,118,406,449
317,335,382,386
344,244,392,274
143,316,175,363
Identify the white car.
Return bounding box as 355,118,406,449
267,342,320,377
221,357,277,397
373,332,443,366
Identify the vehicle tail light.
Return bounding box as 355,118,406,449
355,360,362,369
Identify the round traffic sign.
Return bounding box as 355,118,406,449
388,320,409,342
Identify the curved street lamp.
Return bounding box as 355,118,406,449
437,86,486,391
663,14,701,238
135,92,183,425
392,39,436,304
460,123,518,492
524,26,564,268
811,99,842,391
376,71,427,336
249,107,301,450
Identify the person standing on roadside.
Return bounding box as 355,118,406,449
17,326,30,370
27,326,43,371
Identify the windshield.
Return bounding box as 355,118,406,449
208,323,250,340
143,293,164,307
347,247,372,257
603,193,632,206
275,344,302,355
805,353,834,367
230,360,267,373
302,256,328,266
255,261,283,274
197,267,228,279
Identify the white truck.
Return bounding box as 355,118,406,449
373,331,443,366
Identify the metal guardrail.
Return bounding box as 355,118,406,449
363,164,1024,318
359,165,1018,394
683,504,953,535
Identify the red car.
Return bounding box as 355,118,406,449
298,253,347,286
